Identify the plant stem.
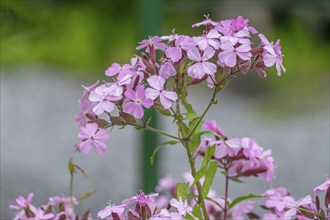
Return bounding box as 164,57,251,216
69,173,75,213
183,140,210,220
223,167,229,220
126,122,180,141
188,86,218,138
144,125,180,141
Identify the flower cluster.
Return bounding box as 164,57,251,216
10,177,330,220
194,120,274,182
75,15,285,154
10,194,89,220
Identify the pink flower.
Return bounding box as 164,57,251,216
194,29,221,50
283,195,312,219
202,120,227,139
165,36,195,62
105,63,135,79
123,191,159,206
31,209,54,220
108,73,132,96
313,177,330,194
215,19,233,36
192,16,218,28
155,176,177,192
78,123,109,154
161,32,180,42
170,197,193,217
231,16,257,34
79,80,99,104
218,39,252,67
10,193,34,210
258,34,286,76
89,85,122,115
231,200,255,220
123,86,154,119
145,75,178,109
98,202,126,219
159,60,177,79
150,209,182,220
75,99,96,126
187,46,217,79
136,36,167,52
214,138,241,159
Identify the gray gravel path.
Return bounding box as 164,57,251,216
1,67,329,219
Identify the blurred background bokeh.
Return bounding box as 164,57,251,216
1,0,329,219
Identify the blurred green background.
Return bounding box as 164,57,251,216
1,1,329,218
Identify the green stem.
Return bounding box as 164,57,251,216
183,140,210,219
69,173,75,213
143,125,180,141
188,86,218,138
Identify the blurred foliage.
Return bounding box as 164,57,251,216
0,0,329,112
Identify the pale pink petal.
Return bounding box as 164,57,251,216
187,47,202,62
197,38,209,51
202,62,217,75
263,54,277,67
105,63,121,77
93,102,105,115
166,47,182,62
89,91,101,102
202,47,215,60
162,91,178,101
159,94,172,109
78,127,90,139
207,29,220,38
147,76,165,91
124,89,136,101
141,98,154,108
133,105,144,119
93,140,107,154
145,88,160,100
79,140,92,154
85,123,98,136
102,101,116,113
123,102,136,114
95,129,109,142
98,208,113,219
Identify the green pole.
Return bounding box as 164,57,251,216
138,0,163,193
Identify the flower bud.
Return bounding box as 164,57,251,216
239,60,252,74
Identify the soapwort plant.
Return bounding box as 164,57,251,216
11,15,329,220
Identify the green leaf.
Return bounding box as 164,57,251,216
202,161,217,196
188,117,202,135
228,176,244,183
185,103,198,121
68,158,75,175
192,165,207,187
176,183,190,201
201,145,216,168
78,188,96,202
192,205,202,219
189,134,201,153
150,140,179,165
228,194,263,210
178,122,189,138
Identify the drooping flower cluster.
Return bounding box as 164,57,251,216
194,120,275,182
75,15,285,154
